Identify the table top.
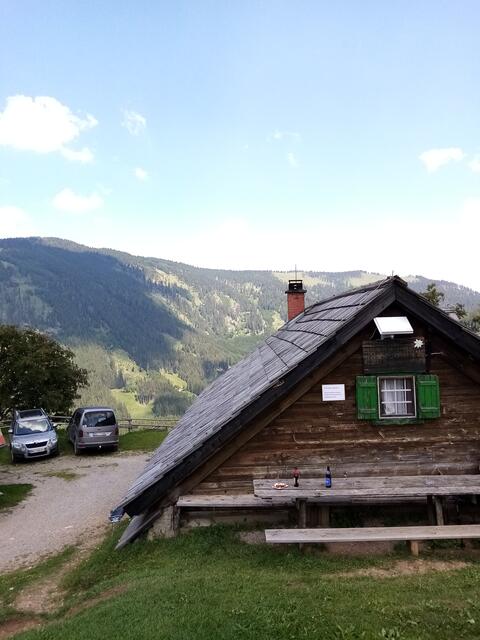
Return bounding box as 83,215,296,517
253,475,480,500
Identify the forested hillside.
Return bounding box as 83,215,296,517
1,237,479,417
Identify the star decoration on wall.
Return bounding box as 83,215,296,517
414,338,424,349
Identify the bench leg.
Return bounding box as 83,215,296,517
296,499,307,552
427,496,436,525
297,499,307,528
410,540,420,557
434,496,445,525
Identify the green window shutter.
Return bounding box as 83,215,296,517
356,376,378,420
416,374,440,419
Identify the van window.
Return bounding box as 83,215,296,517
83,411,116,428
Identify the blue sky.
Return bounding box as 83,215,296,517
0,1,479,288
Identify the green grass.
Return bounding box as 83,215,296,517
0,484,33,510
110,389,155,419
11,525,480,640
119,429,168,451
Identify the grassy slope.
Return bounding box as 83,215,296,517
0,548,75,624
12,526,480,640
110,389,155,419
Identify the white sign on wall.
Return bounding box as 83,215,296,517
322,384,345,401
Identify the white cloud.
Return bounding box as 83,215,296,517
287,152,298,168
271,130,301,142
419,147,464,173
0,206,35,237
134,167,148,181
52,188,103,214
0,95,97,161
468,156,480,174
60,146,94,164
122,110,146,135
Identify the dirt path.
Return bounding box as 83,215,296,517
0,451,148,573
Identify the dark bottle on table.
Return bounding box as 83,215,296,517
292,466,300,487
325,466,332,488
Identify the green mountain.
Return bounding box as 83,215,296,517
1,237,479,417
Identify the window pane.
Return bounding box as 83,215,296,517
379,377,415,418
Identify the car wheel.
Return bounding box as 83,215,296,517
51,447,59,458
111,444,119,452
10,449,19,464
74,438,81,456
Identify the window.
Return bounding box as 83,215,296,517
356,374,440,422
378,376,415,418
82,411,116,428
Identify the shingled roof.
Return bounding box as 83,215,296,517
116,275,480,543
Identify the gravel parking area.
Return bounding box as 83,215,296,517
0,451,149,573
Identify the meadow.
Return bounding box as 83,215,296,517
1,525,480,640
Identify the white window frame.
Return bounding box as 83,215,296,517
377,375,417,419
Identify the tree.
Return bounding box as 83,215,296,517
0,326,88,419
453,303,467,320
421,283,445,307
463,309,480,333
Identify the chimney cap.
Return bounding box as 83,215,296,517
285,279,306,294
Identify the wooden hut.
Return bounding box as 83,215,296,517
116,276,480,547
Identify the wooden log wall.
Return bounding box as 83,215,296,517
192,320,480,496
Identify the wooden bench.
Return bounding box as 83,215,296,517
177,494,295,509
265,524,480,555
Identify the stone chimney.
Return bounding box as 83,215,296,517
285,279,306,321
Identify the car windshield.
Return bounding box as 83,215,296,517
83,411,116,428
15,418,51,435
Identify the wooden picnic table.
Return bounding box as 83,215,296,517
253,475,480,527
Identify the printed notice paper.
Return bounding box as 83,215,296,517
322,384,345,401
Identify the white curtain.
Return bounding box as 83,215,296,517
380,378,411,416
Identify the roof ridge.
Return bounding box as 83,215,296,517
301,275,402,316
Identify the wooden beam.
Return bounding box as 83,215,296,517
434,496,445,525
177,494,294,508
297,499,307,528
427,495,436,525
265,524,480,544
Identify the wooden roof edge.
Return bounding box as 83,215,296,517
395,286,480,360
119,283,397,519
